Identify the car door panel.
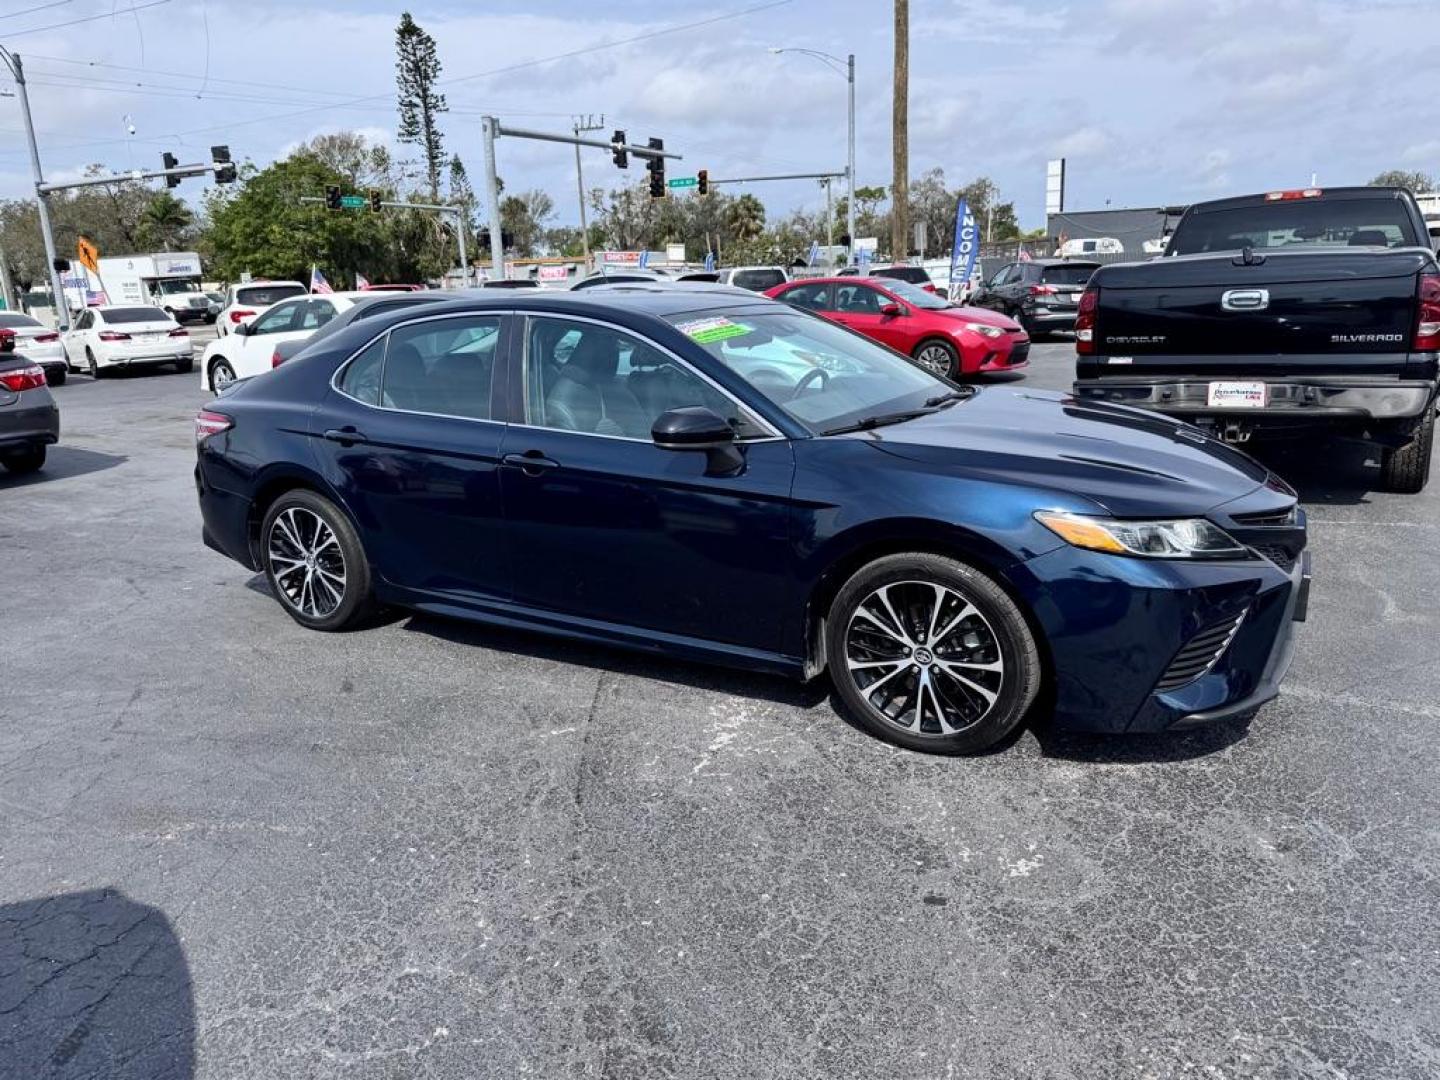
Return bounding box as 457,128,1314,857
308,313,513,602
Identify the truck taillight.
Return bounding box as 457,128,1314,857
1029,284,1057,296
1075,287,1099,354
1416,272,1440,351
195,409,233,443
0,363,46,391
97,331,131,341
229,309,255,323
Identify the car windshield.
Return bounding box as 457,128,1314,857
880,279,950,310
668,309,955,433
0,313,41,329
1039,264,1097,285
158,280,200,294
1167,197,1422,254
102,307,169,324
236,284,306,306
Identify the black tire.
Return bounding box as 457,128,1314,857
175,356,194,374
1379,407,1434,494
260,489,374,631
826,553,1042,755
86,348,101,379
209,358,235,394
1,445,46,474
47,368,66,387
912,338,960,380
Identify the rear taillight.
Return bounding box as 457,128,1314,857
1264,188,1323,201
1416,272,1440,351
1075,286,1099,355
97,331,131,342
228,309,256,323
1029,284,1057,296
195,409,233,442
271,350,284,369
168,328,189,338
34,332,59,343
0,363,47,391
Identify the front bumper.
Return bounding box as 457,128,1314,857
1006,543,1309,735
1073,376,1436,423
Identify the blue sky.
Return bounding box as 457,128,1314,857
0,0,1434,230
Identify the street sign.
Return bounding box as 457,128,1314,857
340,195,367,209
667,177,697,189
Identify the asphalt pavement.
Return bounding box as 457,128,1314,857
1,342,1437,1079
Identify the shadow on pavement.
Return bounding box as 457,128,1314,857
1034,715,1252,763
1245,439,1382,508
0,888,194,1079
0,447,126,488
403,611,831,710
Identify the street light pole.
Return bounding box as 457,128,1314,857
2,49,68,329
482,116,504,281
769,47,857,265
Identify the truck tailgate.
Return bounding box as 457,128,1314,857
1090,249,1425,375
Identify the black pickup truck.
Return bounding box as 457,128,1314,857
1073,186,1439,492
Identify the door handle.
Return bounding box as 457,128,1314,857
501,451,560,476
323,427,369,445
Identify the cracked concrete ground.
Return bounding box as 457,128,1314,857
0,346,1437,1078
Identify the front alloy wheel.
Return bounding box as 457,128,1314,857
827,554,1042,754
261,490,374,630
210,359,236,393
913,340,959,379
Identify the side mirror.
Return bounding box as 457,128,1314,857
881,303,905,317
232,321,250,337
652,406,743,475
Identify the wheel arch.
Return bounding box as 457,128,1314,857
799,519,1051,684
244,465,356,569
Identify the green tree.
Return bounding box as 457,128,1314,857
395,12,448,200
499,189,554,256
1370,169,1435,194
138,192,195,252
724,194,766,241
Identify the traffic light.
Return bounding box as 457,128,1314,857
162,151,181,189
697,169,709,196
52,257,70,274
211,145,236,185
369,190,383,213
647,137,665,199
611,130,628,169
325,185,342,211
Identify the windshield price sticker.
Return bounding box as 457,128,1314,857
677,316,752,344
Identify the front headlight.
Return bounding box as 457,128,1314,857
1035,511,1248,559
960,322,1004,339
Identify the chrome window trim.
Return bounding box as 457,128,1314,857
518,310,785,444
329,308,513,427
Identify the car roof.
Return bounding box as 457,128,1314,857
1187,185,1408,213
365,283,779,321
1028,258,1100,267
776,276,895,286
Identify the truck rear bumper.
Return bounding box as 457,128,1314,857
1073,376,1437,422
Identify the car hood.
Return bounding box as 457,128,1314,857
923,304,1020,331
858,386,1271,517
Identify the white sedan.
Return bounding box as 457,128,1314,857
62,306,191,378
200,291,370,392
0,311,67,385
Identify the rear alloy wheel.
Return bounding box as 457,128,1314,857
209,358,236,393
1,446,45,474
913,339,960,380
1378,406,1434,494
826,553,1042,754
86,348,101,379
261,490,374,631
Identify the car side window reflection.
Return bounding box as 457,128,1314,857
338,336,385,406
525,317,763,440
378,315,499,421
252,303,298,335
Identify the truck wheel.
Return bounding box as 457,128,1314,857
1379,407,1434,493
1,445,45,474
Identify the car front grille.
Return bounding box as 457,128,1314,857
1156,609,1247,692
1232,507,1297,527
1251,543,1297,572
1008,342,1030,365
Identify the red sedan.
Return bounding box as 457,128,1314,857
764,276,1029,380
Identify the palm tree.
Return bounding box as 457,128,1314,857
139,193,194,251
725,194,766,242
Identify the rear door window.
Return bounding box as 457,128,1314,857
380,315,500,421
338,337,386,406
250,302,303,335
778,282,833,311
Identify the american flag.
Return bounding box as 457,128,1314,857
310,266,334,294
355,272,370,289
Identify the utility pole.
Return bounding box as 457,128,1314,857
572,114,604,267
891,0,909,261
847,53,856,265
1,49,67,329
823,178,834,254
482,116,504,280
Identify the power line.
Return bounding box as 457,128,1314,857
0,0,167,38
0,0,73,22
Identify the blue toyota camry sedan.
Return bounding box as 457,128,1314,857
194,285,1310,754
